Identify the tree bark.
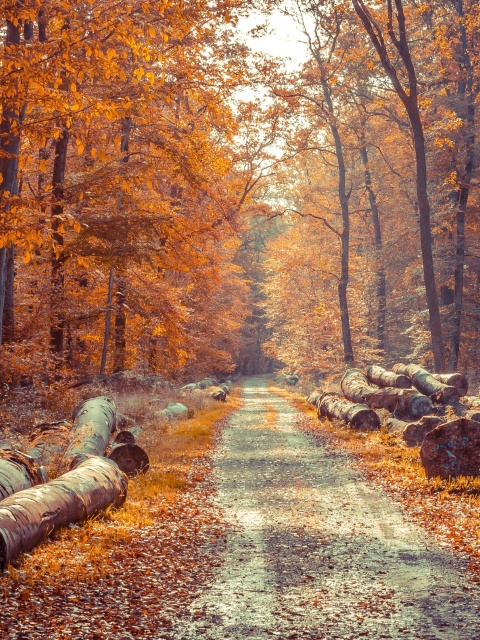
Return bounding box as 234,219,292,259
113,277,127,373
366,365,411,389
27,423,71,469
0,450,46,501
108,443,149,477
318,72,354,363
392,363,460,404
50,127,69,362
64,396,116,469
2,245,14,341
386,415,444,447
359,139,386,352
420,418,480,478
352,0,445,371
341,369,432,417
449,0,476,371
432,373,468,397
0,457,127,570
317,392,380,430
100,267,115,376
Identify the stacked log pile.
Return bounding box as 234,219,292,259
0,395,149,569
311,362,480,478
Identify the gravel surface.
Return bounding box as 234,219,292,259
172,376,480,640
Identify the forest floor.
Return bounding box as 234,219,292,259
2,376,480,639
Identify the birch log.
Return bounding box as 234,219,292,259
64,396,116,468
366,365,412,389
0,456,127,570
0,451,46,501
341,369,432,417
386,416,444,447
318,393,380,430
392,364,460,405
432,373,468,397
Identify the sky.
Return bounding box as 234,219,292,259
236,8,310,71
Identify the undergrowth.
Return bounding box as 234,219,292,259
1,387,242,587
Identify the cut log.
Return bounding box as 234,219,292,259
64,396,116,468
466,409,480,422
0,456,127,570
156,403,189,420
420,418,480,479
27,424,71,468
341,369,432,417
318,393,380,430
307,391,322,406
386,416,445,446
114,430,135,445
115,413,135,431
432,373,468,397
211,387,227,402
108,444,149,477
0,451,47,501
392,363,460,405
366,365,412,389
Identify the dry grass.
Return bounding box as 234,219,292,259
1,387,242,587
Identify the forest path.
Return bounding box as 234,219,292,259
172,376,480,640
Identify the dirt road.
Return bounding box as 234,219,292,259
172,376,480,640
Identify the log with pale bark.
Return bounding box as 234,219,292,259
27,423,71,467
392,364,460,405
0,456,127,570
432,373,468,397
318,393,380,430
307,391,323,406
108,444,149,477
64,396,116,469
0,451,47,501
341,369,432,418
386,416,444,447
420,418,480,479
366,365,411,389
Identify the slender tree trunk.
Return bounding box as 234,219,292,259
320,77,354,363
50,128,69,362
113,277,126,373
359,139,386,352
449,0,475,371
100,267,115,377
2,245,14,341
0,248,6,345
100,117,131,375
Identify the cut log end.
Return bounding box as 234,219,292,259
114,430,136,445
108,444,150,477
350,409,381,431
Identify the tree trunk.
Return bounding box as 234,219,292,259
341,369,432,417
50,127,69,363
113,277,127,373
0,450,46,501
359,140,386,352
2,245,14,341
0,248,6,346
352,0,445,371
100,267,115,376
366,365,411,389
432,373,468,397
0,456,127,570
319,75,354,363
317,392,380,430
392,363,460,404
27,423,71,469
449,0,476,371
63,396,116,469
108,443,149,477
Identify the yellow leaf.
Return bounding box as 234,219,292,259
146,72,155,85
107,48,116,61
77,143,85,155
148,26,156,37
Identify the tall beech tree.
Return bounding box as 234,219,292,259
352,0,446,370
